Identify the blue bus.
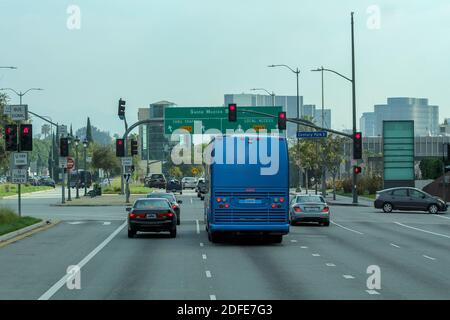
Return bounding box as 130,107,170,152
204,134,289,243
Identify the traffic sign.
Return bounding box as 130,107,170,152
296,131,328,139
59,157,68,168
59,125,68,137
11,169,27,184
3,105,11,115
164,106,282,134
13,152,28,166
121,157,133,166
67,157,75,170
123,173,131,183
8,105,28,121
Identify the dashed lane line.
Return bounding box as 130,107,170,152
390,243,401,248
202,254,207,260
423,255,436,261
205,271,212,278
210,295,217,300
366,290,380,295
196,220,200,234
343,275,355,279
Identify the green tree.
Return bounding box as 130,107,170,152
169,166,183,178
419,158,442,179
41,124,51,139
320,135,345,200
86,117,93,143
91,144,120,179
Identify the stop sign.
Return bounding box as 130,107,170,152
67,157,75,170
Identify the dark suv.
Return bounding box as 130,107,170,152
374,187,447,214
145,174,166,189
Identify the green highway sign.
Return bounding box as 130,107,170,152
164,106,282,134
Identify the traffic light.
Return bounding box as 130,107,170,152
131,140,138,156
354,166,362,175
353,132,362,160
60,138,69,157
228,104,237,122
4,124,18,152
116,139,125,157
278,112,287,130
20,124,33,151
118,99,126,120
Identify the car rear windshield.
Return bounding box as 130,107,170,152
151,174,164,179
134,199,169,209
296,196,325,203
147,193,175,202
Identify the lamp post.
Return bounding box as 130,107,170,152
74,136,80,199
67,135,72,201
0,87,44,216
83,138,88,196
0,66,17,70
268,64,302,190
250,88,276,106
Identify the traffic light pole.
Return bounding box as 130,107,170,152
351,12,358,204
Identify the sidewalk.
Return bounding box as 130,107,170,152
289,188,372,207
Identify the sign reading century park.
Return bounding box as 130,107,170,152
164,106,282,135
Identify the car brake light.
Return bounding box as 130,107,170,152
321,207,329,212
158,212,174,218
171,204,177,209
294,207,302,213
129,212,146,219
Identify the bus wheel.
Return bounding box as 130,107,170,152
208,231,221,243
270,235,283,244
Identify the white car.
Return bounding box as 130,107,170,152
181,177,197,189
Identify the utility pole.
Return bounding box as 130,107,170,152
351,12,358,204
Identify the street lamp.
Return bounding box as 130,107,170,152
67,135,72,201
74,136,80,199
268,64,302,191
0,88,44,105
250,88,276,106
83,138,89,196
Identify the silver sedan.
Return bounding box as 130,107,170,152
289,194,330,226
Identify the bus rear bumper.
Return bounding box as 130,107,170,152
209,224,289,235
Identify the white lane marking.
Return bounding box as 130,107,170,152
38,221,127,300
326,263,336,267
312,253,320,257
202,254,207,260
423,255,436,261
331,221,364,235
103,222,111,225
366,290,380,295
205,270,212,278
200,242,204,247
343,275,355,279
390,243,401,248
300,246,308,249
433,214,450,220
67,221,84,225
191,198,193,204
290,239,298,243
210,295,217,300
196,220,200,234
394,222,450,239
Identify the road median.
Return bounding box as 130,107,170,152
51,194,144,207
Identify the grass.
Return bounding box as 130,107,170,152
0,184,53,198
102,178,152,195
0,207,42,236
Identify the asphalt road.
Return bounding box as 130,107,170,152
0,188,449,300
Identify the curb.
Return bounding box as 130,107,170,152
0,220,48,243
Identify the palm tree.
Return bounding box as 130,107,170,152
41,124,51,139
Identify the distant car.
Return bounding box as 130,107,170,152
127,198,177,238
166,179,182,195
289,194,330,226
145,174,166,189
39,177,56,188
181,177,197,189
28,176,40,186
147,192,182,225
196,178,207,199
99,178,111,187
374,187,447,214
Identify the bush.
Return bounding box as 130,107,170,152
342,178,353,193
356,177,366,195
366,175,383,194
335,179,343,191
0,208,18,224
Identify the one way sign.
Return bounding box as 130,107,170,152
123,173,131,183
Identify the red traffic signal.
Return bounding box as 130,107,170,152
228,104,237,122
20,124,33,151
353,131,362,160
278,112,287,130
4,124,18,151
116,139,125,157
354,166,362,174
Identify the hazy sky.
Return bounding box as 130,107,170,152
1,0,449,137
